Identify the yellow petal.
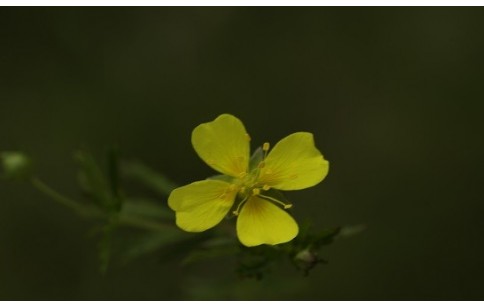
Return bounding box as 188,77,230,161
192,114,250,178
168,180,236,232
258,132,329,191
236,196,299,247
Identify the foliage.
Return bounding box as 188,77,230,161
0,149,363,278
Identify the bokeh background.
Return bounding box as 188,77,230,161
1,8,484,300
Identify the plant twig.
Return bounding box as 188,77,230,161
30,177,174,231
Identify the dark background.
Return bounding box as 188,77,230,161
1,8,484,300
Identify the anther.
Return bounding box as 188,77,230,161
256,193,293,211
239,186,246,194
263,142,270,152
262,184,270,191
252,188,261,196
233,196,249,217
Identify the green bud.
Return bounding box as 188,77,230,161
294,248,324,275
1,152,33,180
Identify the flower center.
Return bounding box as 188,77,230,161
237,142,271,198
230,142,293,216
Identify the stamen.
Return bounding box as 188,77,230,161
257,193,293,210
252,188,261,196
263,142,270,152
262,184,270,191
232,196,249,216
262,142,270,160
220,184,237,201
238,171,247,179
218,184,238,201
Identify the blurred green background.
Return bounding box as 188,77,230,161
1,7,484,300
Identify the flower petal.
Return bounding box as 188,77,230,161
168,180,236,232
192,114,250,178
258,132,329,191
236,196,299,247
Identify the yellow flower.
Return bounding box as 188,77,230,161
168,114,329,247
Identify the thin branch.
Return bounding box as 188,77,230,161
30,177,174,231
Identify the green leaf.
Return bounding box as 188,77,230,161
75,149,124,212
288,224,366,276
99,216,118,274
113,198,174,233
75,149,127,273
312,227,342,248
237,245,281,280
120,198,173,221
121,161,177,196
75,150,111,208
116,230,190,264
182,237,238,265
106,147,122,211
336,224,367,239
157,232,215,262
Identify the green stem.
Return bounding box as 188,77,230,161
31,177,88,214
30,177,174,231
118,215,172,232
